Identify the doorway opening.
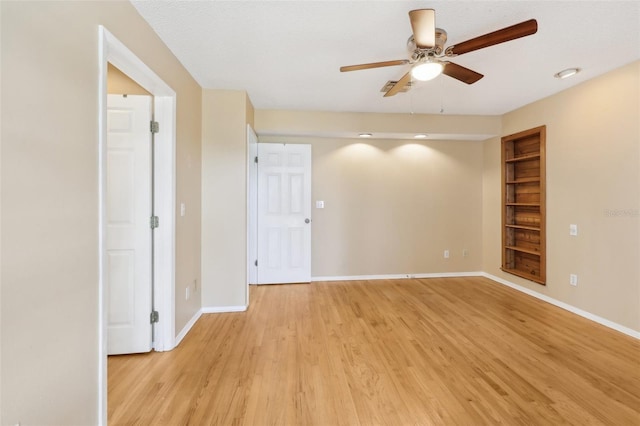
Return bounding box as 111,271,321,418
98,26,176,425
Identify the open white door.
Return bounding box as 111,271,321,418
257,143,312,284
106,94,153,355
247,125,258,287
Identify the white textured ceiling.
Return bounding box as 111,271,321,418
131,1,640,116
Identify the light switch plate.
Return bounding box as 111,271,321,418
316,200,325,209
569,224,578,236
570,274,578,286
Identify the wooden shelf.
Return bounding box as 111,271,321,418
502,125,546,285
501,267,545,284
505,245,540,256
505,153,541,163
506,178,540,184
505,224,540,231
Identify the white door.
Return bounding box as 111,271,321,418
257,143,312,284
247,125,258,287
106,94,153,355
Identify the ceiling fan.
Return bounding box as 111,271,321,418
340,9,538,97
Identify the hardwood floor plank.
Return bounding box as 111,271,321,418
109,277,640,425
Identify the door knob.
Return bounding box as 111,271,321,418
305,218,311,224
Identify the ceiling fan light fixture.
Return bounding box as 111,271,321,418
411,60,444,81
554,67,581,79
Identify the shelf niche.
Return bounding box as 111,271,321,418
501,125,546,285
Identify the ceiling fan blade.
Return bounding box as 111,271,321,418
448,19,538,56
409,9,436,48
384,71,412,97
442,62,484,84
340,60,409,72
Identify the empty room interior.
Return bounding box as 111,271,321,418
1,1,639,425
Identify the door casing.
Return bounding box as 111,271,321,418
98,26,176,426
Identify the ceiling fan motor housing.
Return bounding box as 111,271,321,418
407,28,448,58
434,29,448,55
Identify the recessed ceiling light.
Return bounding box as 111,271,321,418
414,134,428,139
359,133,372,138
554,67,581,79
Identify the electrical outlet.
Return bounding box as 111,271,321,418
186,287,190,300
570,274,578,286
569,224,578,236
444,250,450,259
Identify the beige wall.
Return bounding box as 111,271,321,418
107,63,151,95
1,1,202,424
256,111,495,277
483,61,640,331
201,90,254,308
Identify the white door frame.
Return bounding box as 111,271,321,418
98,26,176,425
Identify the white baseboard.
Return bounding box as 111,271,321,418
201,305,248,314
481,272,640,340
312,271,483,282
174,309,203,348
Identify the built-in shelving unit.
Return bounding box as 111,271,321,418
501,126,546,285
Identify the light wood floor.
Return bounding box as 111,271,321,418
109,277,640,425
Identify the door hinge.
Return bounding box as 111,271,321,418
255,259,258,267
150,216,159,229
150,121,159,134
254,156,258,164
150,310,159,324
